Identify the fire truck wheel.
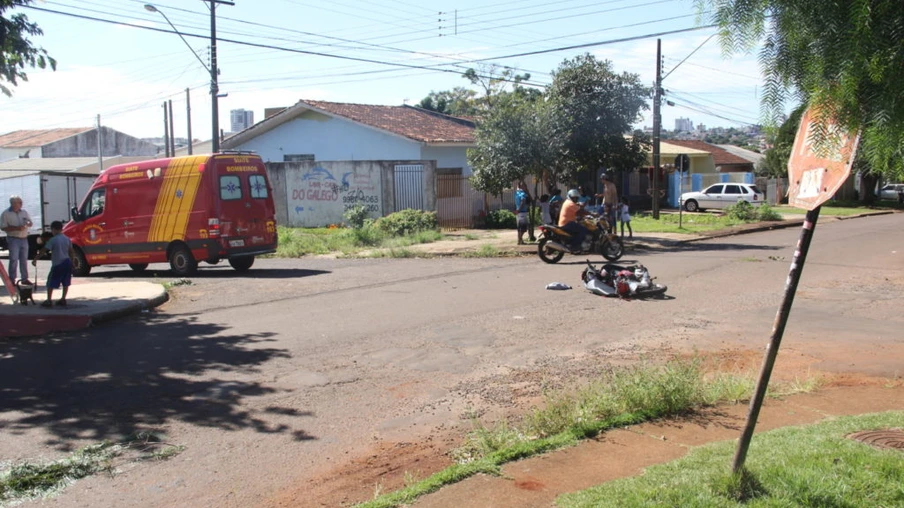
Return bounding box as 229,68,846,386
72,247,92,277
168,243,198,276
228,256,255,272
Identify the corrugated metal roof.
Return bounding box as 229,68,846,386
0,128,95,148
0,156,155,174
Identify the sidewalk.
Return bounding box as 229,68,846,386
0,276,168,338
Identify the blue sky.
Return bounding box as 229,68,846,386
5,0,773,140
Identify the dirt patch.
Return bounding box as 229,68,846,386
262,348,902,507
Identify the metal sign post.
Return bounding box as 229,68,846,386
675,154,689,228
731,107,860,474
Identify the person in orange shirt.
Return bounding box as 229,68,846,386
558,189,589,251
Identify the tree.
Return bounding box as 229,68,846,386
417,87,479,117
467,95,565,196
758,105,805,177
546,53,650,178
697,0,904,180
1,0,56,97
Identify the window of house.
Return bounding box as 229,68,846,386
220,175,242,200
249,174,268,199
436,168,463,199
284,154,315,162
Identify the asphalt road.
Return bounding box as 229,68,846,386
2,212,902,507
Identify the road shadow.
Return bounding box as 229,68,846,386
84,267,331,280
636,241,785,254
0,313,315,451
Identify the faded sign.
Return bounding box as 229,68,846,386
787,107,860,210
287,164,382,227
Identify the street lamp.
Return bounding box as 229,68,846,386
145,1,233,152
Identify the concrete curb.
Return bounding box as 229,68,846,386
88,290,170,327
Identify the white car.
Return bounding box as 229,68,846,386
878,183,904,200
680,183,765,212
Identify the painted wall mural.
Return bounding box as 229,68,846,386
287,163,382,227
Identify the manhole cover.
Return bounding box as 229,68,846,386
848,429,904,451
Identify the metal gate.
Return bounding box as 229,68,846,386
393,164,425,211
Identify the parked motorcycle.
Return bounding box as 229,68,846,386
581,260,668,298
537,215,624,263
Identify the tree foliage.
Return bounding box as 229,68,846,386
697,0,904,180
1,0,56,97
758,105,804,177
467,95,564,196
547,53,650,176
418,87,479,117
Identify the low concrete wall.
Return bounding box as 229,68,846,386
265,160,436,228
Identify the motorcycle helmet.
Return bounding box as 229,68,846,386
567,189,581,200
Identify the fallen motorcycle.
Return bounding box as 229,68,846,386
581,260,668,298
537,215,624,263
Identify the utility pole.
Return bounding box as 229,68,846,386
205,0,234,153
163,102,170,157
651,38,662,219
168,99,175,156
96,114,103,172
186,88,193,155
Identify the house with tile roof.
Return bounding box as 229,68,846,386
662,139,755,173
222,100,476,175
0,127,159,163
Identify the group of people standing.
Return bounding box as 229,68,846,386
0,196,74,306
514,173,633,247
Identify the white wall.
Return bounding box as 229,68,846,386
0,147,41,163
421,145,473,175
232,111,421,163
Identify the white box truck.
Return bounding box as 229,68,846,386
0,171,96,255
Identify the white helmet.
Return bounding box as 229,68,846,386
567,189,581,199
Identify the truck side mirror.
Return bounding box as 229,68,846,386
70,206,82,223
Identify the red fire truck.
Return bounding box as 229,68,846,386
64,153,278,276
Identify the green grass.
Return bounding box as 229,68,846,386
274,226,443,257
0,432,185,504
356,358,821,508
629,213,747,234
558,411,904,507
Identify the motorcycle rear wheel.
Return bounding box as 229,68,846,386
537,238,565,264
599,236,624,261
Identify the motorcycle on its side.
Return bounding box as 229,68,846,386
582,260,668,298
537,215,624,263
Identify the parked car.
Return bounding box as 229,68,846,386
680,183,765,212
878,183,904,201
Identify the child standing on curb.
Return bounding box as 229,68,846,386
619,197,633,239
32,220,74,307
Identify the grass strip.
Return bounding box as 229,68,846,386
558,411,904,507
357,358,820,508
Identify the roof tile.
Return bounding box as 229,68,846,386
303,101,475,143
665,139,753,166
0,128,95,148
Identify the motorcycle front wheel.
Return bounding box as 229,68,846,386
635,284,668,298
599,235,624,261
538,238,565,264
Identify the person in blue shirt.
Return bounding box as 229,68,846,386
32,221,74,307
514,182,535,244
547,188,563,225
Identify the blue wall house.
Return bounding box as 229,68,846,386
222,100,476,176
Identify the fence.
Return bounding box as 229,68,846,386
435,174,517,229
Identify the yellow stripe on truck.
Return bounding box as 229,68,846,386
148,156,207,242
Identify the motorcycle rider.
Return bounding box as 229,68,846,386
558,189,590,251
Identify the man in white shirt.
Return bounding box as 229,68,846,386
1,196,34,284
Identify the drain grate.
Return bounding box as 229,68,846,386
848,429,904,451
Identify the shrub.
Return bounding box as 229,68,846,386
725,201,757,221
375,209,437,237
756,203,783,221
343,204,369,229
485,209,516,229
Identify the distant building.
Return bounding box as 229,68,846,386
230,109,255,133
0,127,159,163
675,117,694,132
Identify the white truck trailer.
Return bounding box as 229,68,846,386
0,171,96,254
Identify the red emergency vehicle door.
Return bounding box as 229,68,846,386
213,156,277,253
